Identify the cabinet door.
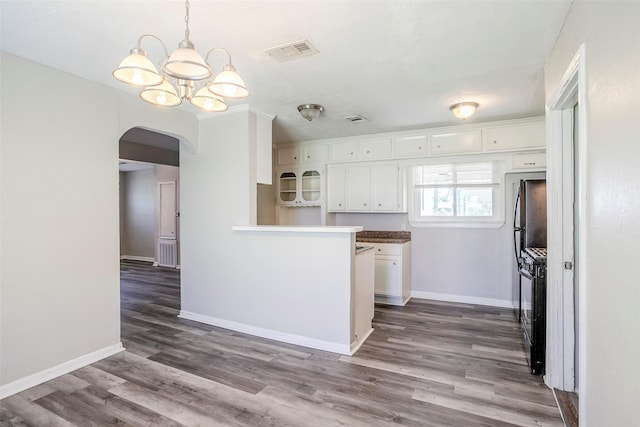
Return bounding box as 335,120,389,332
277,147,300,166
430,130,482,155
372,164,400,211
327,165,347,211
374,257,401,296
346,165,371,211
484,122,545,152
393,135,427,158
277,171,298,204
302,145,328,163
300,169,322,203
361,138,392,160
330,141,359,162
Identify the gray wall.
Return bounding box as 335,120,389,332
544,2,640,425
1,53,121,386
120,168,156,259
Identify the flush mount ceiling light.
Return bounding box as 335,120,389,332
113,0,247,112
450,102,479,119
298,104,324,121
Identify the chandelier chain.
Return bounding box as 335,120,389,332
184,0,190,40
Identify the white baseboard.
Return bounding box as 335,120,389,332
120,255,155,263
411,291,514,309
179,311,351,355
0,342,124,400
350,327,374,355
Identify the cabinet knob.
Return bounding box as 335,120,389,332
366,150,370,154
307,155,310,159
294,156,297,159
378,203,382,206
350,152,354,155
493,140,498,144
377,248,381,251
393,262,397,265
363,203,367,206
338,203,342,206
418,146,423,149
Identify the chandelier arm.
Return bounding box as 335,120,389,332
136,34,170,59
204,48,233,66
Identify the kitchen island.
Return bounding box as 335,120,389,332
179,225,375,355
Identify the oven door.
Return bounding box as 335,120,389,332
519,267,534,344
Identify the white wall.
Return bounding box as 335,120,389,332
544,2,640,425
0,54,121,387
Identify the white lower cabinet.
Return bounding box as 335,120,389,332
369,242,411,306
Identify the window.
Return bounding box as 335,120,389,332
409,161,504,227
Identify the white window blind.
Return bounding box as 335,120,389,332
410,161,504,227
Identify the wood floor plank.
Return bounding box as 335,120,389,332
0,260,564,426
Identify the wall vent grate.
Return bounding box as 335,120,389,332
263,39,319,62
157,239,177,268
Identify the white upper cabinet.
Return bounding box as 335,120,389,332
346,165,372,211
277,168,323,206
361,138,392,160
302,144,328,163
327,165,347,211
372,164,401,211
327,163,405,213
483,122,545,152
430,130,482,155
277,147,300,166
330,140,360,162
393,135,428,158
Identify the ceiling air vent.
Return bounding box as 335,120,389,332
263,39,319,62
343,114,368,123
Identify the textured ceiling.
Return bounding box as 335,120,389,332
0,0,572,144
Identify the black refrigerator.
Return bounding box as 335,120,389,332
513,179,547,375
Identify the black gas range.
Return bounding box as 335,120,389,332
519,247,547,375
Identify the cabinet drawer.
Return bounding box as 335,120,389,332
512,152,546,169
430,131,482,155
369,243,402,256
393,135,427,158
330,141,359,161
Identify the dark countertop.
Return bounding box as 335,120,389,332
356,230,411,244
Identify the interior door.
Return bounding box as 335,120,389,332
158,181,177,239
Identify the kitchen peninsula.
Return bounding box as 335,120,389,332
180,225,375,355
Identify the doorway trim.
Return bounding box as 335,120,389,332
546,43,588,412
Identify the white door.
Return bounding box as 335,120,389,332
158,181,177,239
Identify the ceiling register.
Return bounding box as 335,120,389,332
112,0,249,112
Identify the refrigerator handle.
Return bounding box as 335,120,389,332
513,187,524,269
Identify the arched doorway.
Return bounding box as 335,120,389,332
118,127,180,268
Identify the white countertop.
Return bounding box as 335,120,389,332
232,225,363,233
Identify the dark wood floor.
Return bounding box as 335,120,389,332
1,260,563,426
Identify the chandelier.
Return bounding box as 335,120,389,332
113,0,249,112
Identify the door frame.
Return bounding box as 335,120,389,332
546,43,588,410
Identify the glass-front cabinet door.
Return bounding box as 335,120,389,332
301,170,321,202
277,168,322,206
278,171,297,204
